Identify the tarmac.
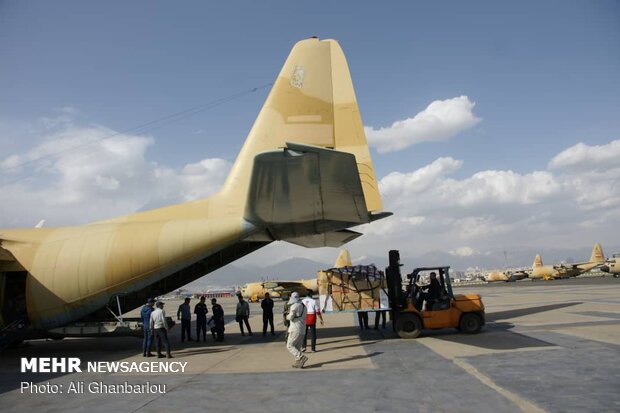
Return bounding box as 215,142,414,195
1,276,619,413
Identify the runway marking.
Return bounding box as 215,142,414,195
453,358,548,413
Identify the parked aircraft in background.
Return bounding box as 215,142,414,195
240,249,352,301
529,243,605,280
0,38,389,342
601,253,619,278
484,270,528,282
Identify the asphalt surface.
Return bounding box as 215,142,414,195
1,277,619,413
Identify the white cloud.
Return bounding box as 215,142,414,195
449,246,480,257
364,139,620,259
403,216,426,226
549,140,620,171
0,119,231,226
443,170,561,207
380,157,462,197
365,96,481,153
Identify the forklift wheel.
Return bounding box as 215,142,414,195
395,313,422,339
460,313,482,334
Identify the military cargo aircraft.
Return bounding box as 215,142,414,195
240,249,352,301
484,270,528,282
528,243,605,280
600,253,619,278
0,38,389,342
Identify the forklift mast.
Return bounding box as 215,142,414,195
386,250,405,313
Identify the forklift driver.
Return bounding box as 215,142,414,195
420,272,442,311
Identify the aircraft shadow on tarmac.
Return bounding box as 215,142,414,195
318,337,363,346
317,341,380,353
171,347,233,357
424,328,555,350
486,302,583,322
304,351,383,369
417,302,585,350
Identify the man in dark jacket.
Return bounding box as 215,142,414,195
140,298,155,357
177,297,193,342
421,272,443,310
261,292,275,336
194,296,209,342
210,298,225,342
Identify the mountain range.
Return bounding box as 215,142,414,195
185,243,618,290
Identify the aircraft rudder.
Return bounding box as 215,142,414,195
590,243,605,263
533,254,543,267
334,249,352,268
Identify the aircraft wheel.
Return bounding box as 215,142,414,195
395,313,422,339
460,313,482,334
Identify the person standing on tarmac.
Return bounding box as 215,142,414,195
150,301,172,358
140,298,155,357
194,296,209,342
286,292,308,368
358,311,369,330
210,298,225,342
374,310,387,329
302,292,323,352
261,292,275,336
177,297,193,342
236,293,253,336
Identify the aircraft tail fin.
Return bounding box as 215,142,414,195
334,249,352,268
589,243,605,263
533,254,543,267
227,38,389,246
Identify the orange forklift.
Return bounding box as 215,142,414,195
386,250,485,338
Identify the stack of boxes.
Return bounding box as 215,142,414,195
318,265,388,311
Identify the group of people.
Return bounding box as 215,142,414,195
233,291,276,336
140,296,226,358
176,296,226,343
140,272,443,367
140,298,173,359
357,310,387,330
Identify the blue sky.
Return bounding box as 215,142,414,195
1,1,619,268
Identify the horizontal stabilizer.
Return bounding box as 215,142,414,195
245,143,371,241
284,229,363,248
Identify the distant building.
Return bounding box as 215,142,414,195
199,289,235,298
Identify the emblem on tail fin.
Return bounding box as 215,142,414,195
290,65,305,88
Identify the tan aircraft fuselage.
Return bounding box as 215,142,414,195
0,39,388,332
601,255,619,276
485,271,511,282
241,279,318,302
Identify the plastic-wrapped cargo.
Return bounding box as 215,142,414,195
318,265,389,312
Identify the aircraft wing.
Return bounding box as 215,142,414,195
510,269,531,278
553,263,578,270
262,281,310,294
